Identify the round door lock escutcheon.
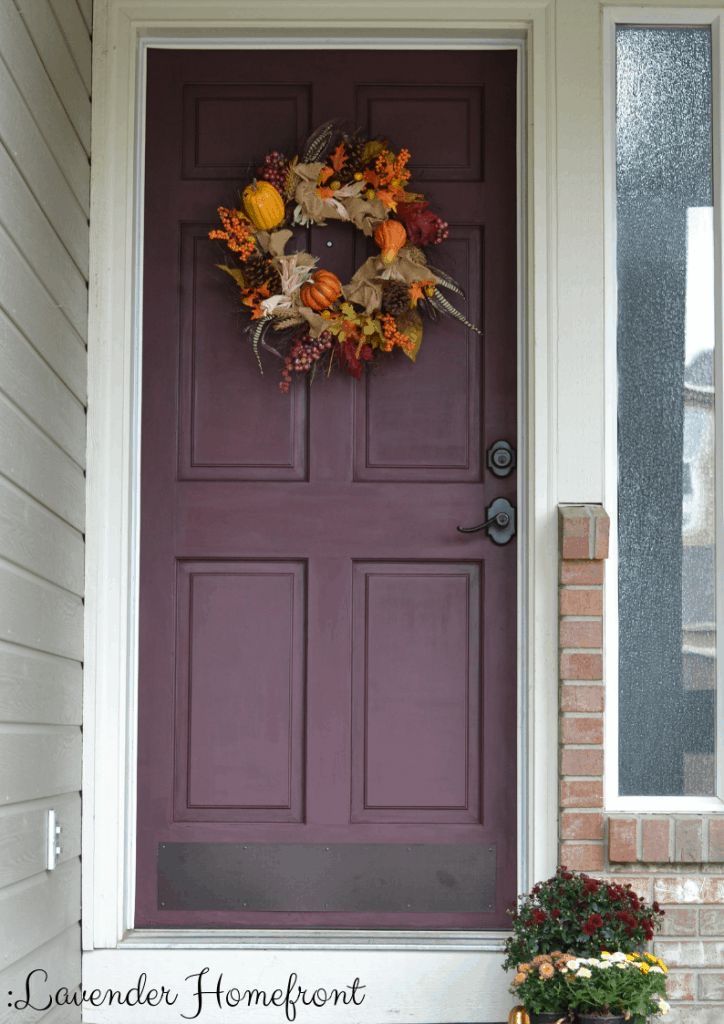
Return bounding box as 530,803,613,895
486,439,516,477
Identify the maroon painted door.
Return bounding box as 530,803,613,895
137,48,517,929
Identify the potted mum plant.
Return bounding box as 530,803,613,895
565,951,670,1023
509,952,577,1023
503,868,666,1024
503,867,664,967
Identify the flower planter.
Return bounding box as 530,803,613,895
576,1015,625,1024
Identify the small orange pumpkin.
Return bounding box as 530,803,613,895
300,269,342,311
374,219,407,265
242,180,286,230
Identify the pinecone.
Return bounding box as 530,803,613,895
381,280,411,316
338,134,365,184
243,253,273,289
266,265,282,294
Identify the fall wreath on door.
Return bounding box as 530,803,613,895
209,121,480,392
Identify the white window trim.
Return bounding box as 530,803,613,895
83,0,563,977
603,5,724,814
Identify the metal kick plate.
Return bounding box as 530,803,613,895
158,842,496,912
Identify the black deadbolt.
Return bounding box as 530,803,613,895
487,440,515,478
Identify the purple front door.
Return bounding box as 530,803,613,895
136,48,517,929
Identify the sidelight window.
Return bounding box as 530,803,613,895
612,21,723,803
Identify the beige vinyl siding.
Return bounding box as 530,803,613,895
0,0,89,1017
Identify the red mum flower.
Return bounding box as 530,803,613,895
551,908,562,919
582,913,604,935
532,909,547,925
584,878,601,894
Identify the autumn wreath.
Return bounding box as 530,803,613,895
209,121,480,393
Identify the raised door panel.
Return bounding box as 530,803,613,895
178,227,308,480
356,84,484,181
182,83,312,180
173,561,306,823
351,562,482,824
354,227,483,481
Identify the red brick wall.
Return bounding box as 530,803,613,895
558,505,724,1024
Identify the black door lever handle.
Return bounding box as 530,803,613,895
457,511,510,534
457,497,516,545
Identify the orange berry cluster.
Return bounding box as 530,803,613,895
380,314,414,354
375,147,412,187
209,206,256,260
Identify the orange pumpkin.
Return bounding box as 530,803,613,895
300,269,342,311
374,219,407,264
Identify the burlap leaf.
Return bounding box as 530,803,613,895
296,305,329,337
342,256,385,313
256,229,293,256
380,253,441,285
345,196,388,236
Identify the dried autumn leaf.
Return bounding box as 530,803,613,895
217,264,246,288
409,278,436,305
330,142,348,173
396,309,424,362
362,140,385,163
363,168,381,188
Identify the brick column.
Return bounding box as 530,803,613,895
557,504,724,1024
559,504,608,871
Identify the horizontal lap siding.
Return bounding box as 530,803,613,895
0,1,89,1015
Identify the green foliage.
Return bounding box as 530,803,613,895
565,954,669,1021
509,952,670,1022
503,867,665,970
509,954,574,1015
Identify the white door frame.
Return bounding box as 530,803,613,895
83,1,562,1019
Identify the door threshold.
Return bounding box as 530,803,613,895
119,928,509,952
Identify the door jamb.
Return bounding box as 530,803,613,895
84,0,559,953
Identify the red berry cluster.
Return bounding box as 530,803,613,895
279,330,333,392
257,150,289,193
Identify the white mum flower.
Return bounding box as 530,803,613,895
615,962,628,969
567,960,581,971
649,966,664,974
657,998,670,1015
576,967,592,978
610,951,627,962
598,960,612,969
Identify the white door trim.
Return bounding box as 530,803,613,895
83,0,561,1002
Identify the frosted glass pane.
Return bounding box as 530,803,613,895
616,27,717,796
